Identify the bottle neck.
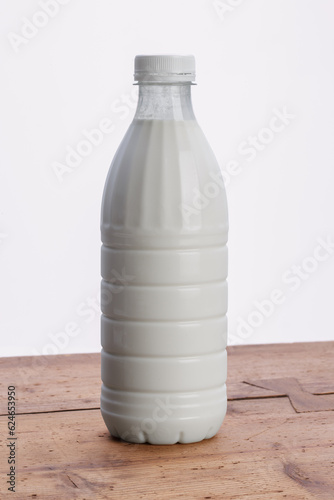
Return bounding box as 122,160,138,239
133,83,196,121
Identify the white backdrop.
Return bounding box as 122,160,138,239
1,0,334,356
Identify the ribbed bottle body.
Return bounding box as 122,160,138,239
101,119,228,444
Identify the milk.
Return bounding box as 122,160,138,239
101,55,228,444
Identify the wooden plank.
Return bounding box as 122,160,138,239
227,341,334,401
1,397,333,499
0,353,100,415
1,342,334,415
244,378,334,412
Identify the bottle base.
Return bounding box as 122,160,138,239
101,406,227,445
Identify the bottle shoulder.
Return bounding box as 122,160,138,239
101,119,228,247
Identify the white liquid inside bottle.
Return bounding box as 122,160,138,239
101,55,228,444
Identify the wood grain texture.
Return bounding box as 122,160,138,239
0,342,334,499
1,399,333,499
0,353,100,415
244,378,334,412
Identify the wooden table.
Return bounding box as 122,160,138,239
1,342,334,499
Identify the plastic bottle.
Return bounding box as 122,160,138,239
100,55,228,444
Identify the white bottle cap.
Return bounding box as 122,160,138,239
134,55,196,83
